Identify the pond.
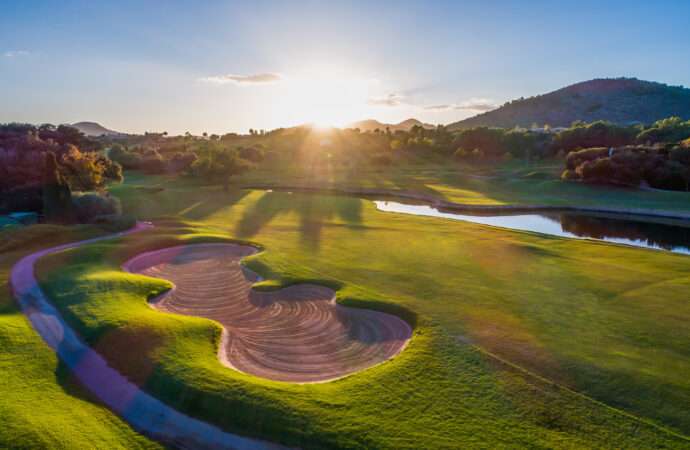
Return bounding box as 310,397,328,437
374,200,690,255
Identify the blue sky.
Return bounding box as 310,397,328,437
2,0,690,134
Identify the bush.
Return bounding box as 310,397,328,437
637,117,690,144
140,149,167,174
577,158,615,182
563,145,690,190
189,148,254,190
471,148,484,160
71,192,122,223
238,146,264,163
553,121,636,152
169,152,198,172
565,147,608,170
453,148,468,159
109,145,144,169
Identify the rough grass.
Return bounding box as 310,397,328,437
0,225,160,449
33,181,690,448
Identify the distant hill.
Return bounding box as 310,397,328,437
71,121,124,137
349,118,435,132
448,78,690,130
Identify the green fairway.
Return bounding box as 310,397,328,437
29,175,690,448
235,159,690,213
0,225,160,449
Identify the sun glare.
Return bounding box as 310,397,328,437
276,66,377,128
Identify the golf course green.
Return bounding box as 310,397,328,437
4,168,686,448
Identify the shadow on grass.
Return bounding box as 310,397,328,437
178,189,251,221
235,191,363,251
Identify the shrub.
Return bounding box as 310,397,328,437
238,146,264,163
563,145,690,190
71,192,122,223
109,145,144,169
169,152,198,172
190,148,254,190
577,158,615,182
553,121,636,152
637,117,690,144
565,147,608,170
453,148,468,159
471,148,484,160
140,149,167,174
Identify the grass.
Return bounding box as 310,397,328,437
0,225,160,449
30,174,690,448
233,158,690,212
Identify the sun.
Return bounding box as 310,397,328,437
310,120,337,130
274,66,377,128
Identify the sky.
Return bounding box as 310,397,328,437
2,0,690,135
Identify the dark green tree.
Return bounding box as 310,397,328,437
42,152,74,223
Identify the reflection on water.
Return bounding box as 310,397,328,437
374,201,690,255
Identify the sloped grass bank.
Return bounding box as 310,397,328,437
0,225,159,449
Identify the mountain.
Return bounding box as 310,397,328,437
448,78,690,130
349,118,435,132
71,121,124,137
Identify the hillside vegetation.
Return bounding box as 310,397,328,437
449,78,690,129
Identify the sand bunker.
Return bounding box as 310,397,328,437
123,243,411,383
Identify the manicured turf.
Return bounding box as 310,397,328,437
235,159,690,212
0,225,160,449
32,176,690,448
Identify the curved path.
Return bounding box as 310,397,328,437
10,223,287,450
123,244,412,383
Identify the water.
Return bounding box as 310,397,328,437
374,200,690,255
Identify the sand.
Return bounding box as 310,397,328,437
123,243,412,383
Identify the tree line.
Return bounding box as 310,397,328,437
0,123,123,222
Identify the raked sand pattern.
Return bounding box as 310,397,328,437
123,243,412,383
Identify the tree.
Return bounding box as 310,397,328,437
190,148,254,191
238,146,264,163
215,149,253,190
59,145,122,190
42,152,73,223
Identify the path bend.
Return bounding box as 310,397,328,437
9,222,287,450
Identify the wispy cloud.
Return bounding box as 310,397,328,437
423,98,497,112
199,72,282,85
4,50,29,58
454,98,497,112
368,93,405,107
424,104,454,111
